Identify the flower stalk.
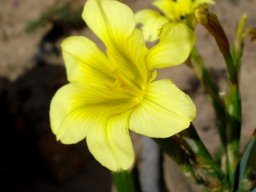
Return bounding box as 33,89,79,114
155,124,227,190
188,47,226,145
112,168,141,192
195,5,242,190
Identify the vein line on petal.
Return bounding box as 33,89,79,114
143,94,191,122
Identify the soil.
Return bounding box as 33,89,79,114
0,0,256,191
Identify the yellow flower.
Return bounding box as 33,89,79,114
136,0,214,42
50,0,196,171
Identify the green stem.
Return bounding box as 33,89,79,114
183,125,225,178
224,53,242,190
195,7,243,189
112,168,141,192
224,53,239,85
155,124,227,190
181,124,227,190
154,136,197,181
189,47,227,145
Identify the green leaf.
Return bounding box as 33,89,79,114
237,134,256,191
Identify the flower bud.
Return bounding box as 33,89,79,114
195,5,230,55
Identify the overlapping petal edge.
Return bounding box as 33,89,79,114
136,0,214,42
50,0,196,171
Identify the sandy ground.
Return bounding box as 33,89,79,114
1,0,256,191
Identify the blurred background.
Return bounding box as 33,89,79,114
0,0,256,191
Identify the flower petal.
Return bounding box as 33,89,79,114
135,9,169,42
107,28,149,88
146,23,195,69
61,36,115,86
178,0,194,16
50,83,90,144
129,79,196,138
86,113,134,171
153,0,180,21
83,0,148,86
82,0,135,46
50,81,138,144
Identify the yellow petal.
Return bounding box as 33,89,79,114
86,113,134,171
50,83,91,144
107,28,149,88
129,79,196,138
135,9,169,42
83,0,148,86
50,81,138,144
82,0,135,46
179,0,193,15
61,36,115,86
153,0,180,21
146,23,195,69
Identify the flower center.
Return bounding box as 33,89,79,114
111,69,148,104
